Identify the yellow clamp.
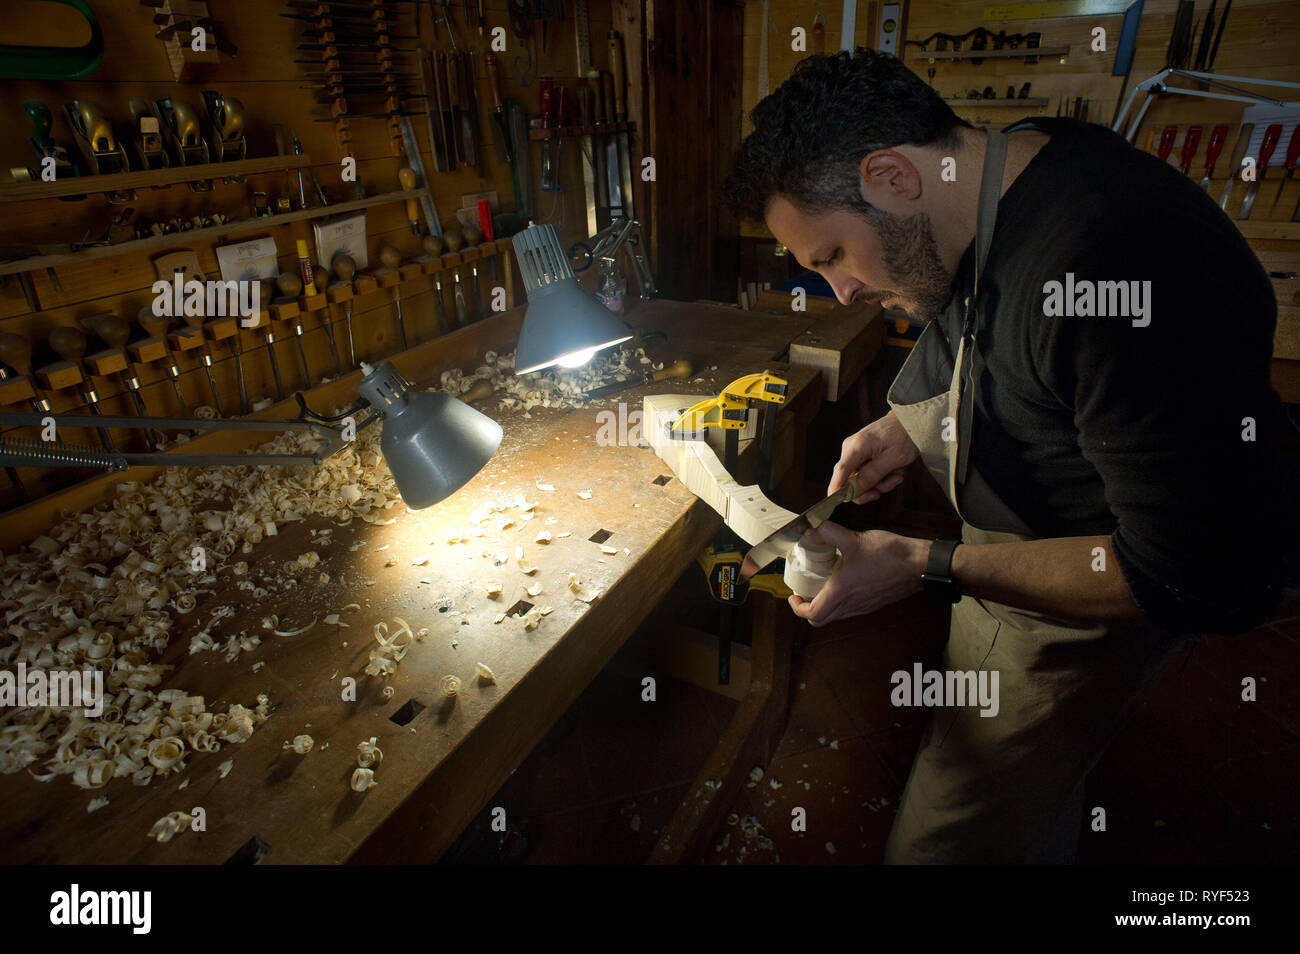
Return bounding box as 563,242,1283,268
670,371,788,434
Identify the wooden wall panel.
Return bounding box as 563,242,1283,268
0,0,631,509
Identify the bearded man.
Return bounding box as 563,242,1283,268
723,50,1300,864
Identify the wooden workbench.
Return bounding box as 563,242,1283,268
0,299,820,864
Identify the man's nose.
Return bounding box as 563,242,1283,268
828,273,861,307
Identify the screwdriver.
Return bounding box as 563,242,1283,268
1198,124,1228,190
1239,124,1282,220
1177,125,1202,176
1266,125,1300,218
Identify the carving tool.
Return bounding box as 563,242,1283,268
1267,125,1300,218
47,327,116,450
453,269,469,325
0,333,51,415
398,116,441,237
741,474,866,580
577,82,598,236
1198,124,1228,190
465,50,485,177
485,53,511,163
585,359,692,399
419,47,450,172
1154,124,1178,167
1220,123,1253,212
539,76,556,191
435,50,457,171
468,261,483,321
291,318,314,387
609,30,635,218
1239,124,1281,220
135,309,192,415
80,313,166,445
602,70,622,217
181,312,226,416
1177,125,1201,175
1207,0,1231,72
433,272,452,334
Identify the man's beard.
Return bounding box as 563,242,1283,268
859,205,954,321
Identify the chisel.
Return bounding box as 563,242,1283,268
419,47,449,172
1155,125,1178,166
1239,124,1281,220
1198,124,1228,190
433,273,452,334
585,359,693,399
47,327,115,450
1177,125,1202,175
81,313,168,443
1220,123,1253,211
135,310,192,415
1266,125,1300,218
453,269,469,324
485,53,511,163
469,262,483,320
291,320,313,387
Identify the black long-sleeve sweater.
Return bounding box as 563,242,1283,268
950,117,1300,635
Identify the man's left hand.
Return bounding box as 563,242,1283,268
787,523,928,627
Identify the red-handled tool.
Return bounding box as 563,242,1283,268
1266,124,1300,218
1178,125,1202,175
1239,123,1282,220
1198,124,1228,190
1156,125,1178,165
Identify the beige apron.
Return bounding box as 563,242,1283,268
881,126,1188,864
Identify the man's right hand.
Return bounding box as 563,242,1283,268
828,409,920,504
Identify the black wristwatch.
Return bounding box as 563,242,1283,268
921,539,962,604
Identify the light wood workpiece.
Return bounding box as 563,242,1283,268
0,299,821,864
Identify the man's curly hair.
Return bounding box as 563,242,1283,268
723,50,972,222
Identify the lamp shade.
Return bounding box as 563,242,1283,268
357,362,502,510
511,223,632,373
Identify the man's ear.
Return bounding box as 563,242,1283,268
858,149,922,206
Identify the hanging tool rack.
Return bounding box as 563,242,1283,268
288,1,417,159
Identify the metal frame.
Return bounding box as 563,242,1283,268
1113,68,1300,144
570,217,658,301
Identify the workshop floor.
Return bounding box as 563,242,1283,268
441,584,1300,865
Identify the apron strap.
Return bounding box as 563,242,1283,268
956,125,1019,485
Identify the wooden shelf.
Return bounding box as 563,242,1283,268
529,122,635,140
1234,220,1300,241
947,98,1050,107
0,155,316,203
0,188,430,277
911,46,1070,62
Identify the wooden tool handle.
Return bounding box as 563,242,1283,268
843,473,867,501
651,359,692,383
83,312,130,350
49,326,87,363
136,306,169,339
0,331,33,375
485,53,504,110
608,31,627,120
459,378,495,403
398,166,419,228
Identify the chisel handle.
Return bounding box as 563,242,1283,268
1257,124,1283,174
486,52,504,109
1178,125,1202,174
651,359,692,383
1283,125,1300,173
1156,124,1178,163
0,331,34,376
1202,124,1228,177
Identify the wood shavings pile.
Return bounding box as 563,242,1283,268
0,422,402,794
438,345,662,413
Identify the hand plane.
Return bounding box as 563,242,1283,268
63,99,130,175
128,98,168,170
155,97,211,166
201,90,246,162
